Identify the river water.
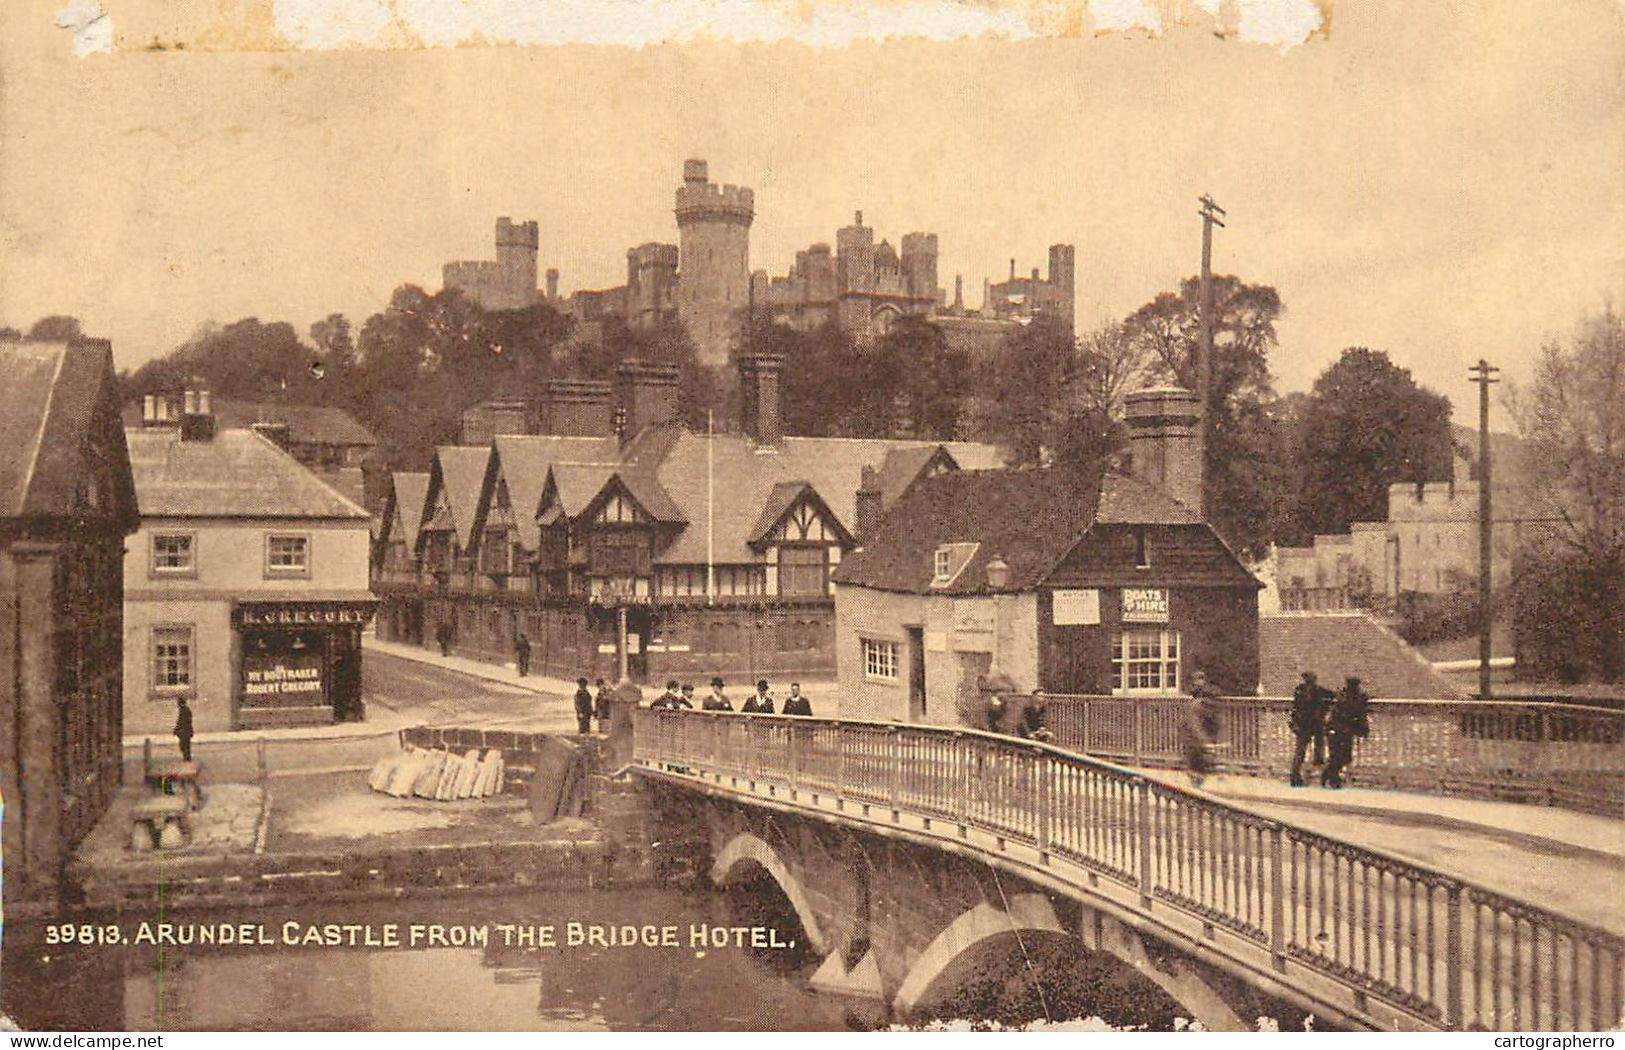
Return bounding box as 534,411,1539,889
2,887,876,1032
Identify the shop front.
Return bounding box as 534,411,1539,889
232,600,375,728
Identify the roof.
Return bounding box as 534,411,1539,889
834,465,1104,594
873,445,950,506
0,339,139,525
121,398,376,448
387,471,430,550
642,433,1002,565
492,434,618,546
834,467,1234,595
1259,612,1466,699
428,445,493,548
125,428,369,520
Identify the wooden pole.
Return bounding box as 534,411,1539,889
1468,359,1500,698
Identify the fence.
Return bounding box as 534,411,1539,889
633,709,1624,1031
1037,695,1625,814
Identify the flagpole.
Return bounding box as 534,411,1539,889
706,408,715,606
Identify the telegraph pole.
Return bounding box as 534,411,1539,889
1468,359,1500,698
1197,195,1226,520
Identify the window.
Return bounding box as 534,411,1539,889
862,638,899,681
933,547,952,584
1112,627,1181,694
151,533,195,576
152,625,193,692
266,534,310,576
778,547,830,596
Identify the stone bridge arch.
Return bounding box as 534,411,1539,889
710,831,830,956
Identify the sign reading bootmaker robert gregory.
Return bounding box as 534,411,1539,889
242,656,325,698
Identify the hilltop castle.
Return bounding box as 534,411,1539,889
442,159,1074,366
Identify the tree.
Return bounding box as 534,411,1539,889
737,318,864,437
124,317,317,402
1507,306,1624,681
27,315,84,341
1124,275,1283,557
866,316,968,440
1296,347,1455,537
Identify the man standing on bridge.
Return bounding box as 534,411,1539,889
573,677,595,733
781,682,812,716
1321,677,1371,789
1289,670,1333,786
1181,670,1222,788
703,677,732,711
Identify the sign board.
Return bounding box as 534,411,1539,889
951,601,995,653
1121,587,1170,623
235,602,373,629
597,643,616,655
1052,589,1101,626
242,655,325,702
625,634,641,655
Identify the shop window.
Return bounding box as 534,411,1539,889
1112,628,1181,695
862,638,899,682
151,532,196,577
152,625,193,693
266,534,311,577
778,546,829,596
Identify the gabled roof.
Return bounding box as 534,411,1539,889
491,434,618,547
874,444,957,506
550,462,620,517
121,398,376,448
1,339,138,527
749,481,814,542
386,471,430,550
426,446,492,548
1259,612,1465,699
126,428,369,520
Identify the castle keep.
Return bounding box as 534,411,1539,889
441,159,1076,365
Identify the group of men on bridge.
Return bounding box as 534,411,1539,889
1289,671,1371,788
646,678,815,717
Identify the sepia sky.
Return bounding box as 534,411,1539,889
1,0,1620,422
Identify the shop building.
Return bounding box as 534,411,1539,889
832,387,1261,725
1,337,139,909
123,393,374,735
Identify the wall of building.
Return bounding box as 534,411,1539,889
124,518,370,597
123,597,235,736
834,584,1038,726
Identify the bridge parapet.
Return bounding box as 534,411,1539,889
632,709,1624,1032
1030,694,1624,814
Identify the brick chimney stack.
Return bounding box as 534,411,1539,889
738,352,786,446
1125,386,1203,513
179,388,216,442
615,359,680,443
854,465,884,542
541,379,615,436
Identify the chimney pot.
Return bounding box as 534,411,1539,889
142,394,155,423
184,390,199,415
198,390,211,416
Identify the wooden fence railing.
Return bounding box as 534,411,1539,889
1035,695,1625,814
633,709,1624,1031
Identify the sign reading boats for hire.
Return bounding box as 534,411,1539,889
242,655,324,700
1121,588,1170,623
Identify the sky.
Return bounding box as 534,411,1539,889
1,0,1621,424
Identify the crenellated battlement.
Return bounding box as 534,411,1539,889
628,242,680,267
495,216,539,250
675,182,755,224
900,232,938,255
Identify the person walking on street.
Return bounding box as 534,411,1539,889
174,696,194,763
1321,677,1371,788
742,679,774,714
515,633,531,678
573,677,594,733
594,678,612,732
703,677,732,712
782,682,813,716
1181,670,1222,789
1289,670,1333,786
436,621,453,657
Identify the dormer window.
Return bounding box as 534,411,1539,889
1134,528,1150,570
933,547,952,584
930,542,979,588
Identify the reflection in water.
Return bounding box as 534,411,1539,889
3,889,871,1032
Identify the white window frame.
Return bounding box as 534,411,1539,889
151,624,194,695
861,637,900,682
150,531,197,578
932,547,952,584
1112,627,1181,695
265,533,311,578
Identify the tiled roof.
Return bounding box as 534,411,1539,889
1259,612,1465,699
121,398,376,448
873,445,945,506
429,446,492,548
834,465,1104,594
1,339,138,524
492,435,618,547
126,428,369,519
748,481,813,543
388,471,430,550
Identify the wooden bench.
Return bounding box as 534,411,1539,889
131,795,190,851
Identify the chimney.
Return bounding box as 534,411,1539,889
541,379,614,436
545,268,559,300
1124,386,1203,512
1030,266,1040,286
952,274,964,314
738,352,785,446
615,359,680,442
855,465,884,542
179,388,216,442
1009,258,1016,281
460,398,534,445
142,394,156,424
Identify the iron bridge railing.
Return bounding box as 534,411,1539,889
632,708,1624,1032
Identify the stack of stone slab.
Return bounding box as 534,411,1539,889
368,745,506,800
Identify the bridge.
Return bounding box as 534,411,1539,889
628,708,1624,1031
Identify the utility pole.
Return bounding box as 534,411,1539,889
1468,359,1500,699
1197,194,1226,521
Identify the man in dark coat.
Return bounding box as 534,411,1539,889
515,633,531,677
1321,677,1371,788
742,679,774,714
573,677,594,733
1289,670,1333,786
1181,670,1222,788
174,696,194,762
594,678,613,731
1016,690,1049,740
781,682,813,717
436,621,453,657
652,679,690,710
701,677,731,711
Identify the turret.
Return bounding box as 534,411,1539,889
901,232,939,301
674,159,754,369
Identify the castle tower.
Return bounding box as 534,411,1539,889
674,159,754,369
626,242,680,328
901,232,939,301
836,211,875,293
1048,243,1076,326
493,217,540,309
